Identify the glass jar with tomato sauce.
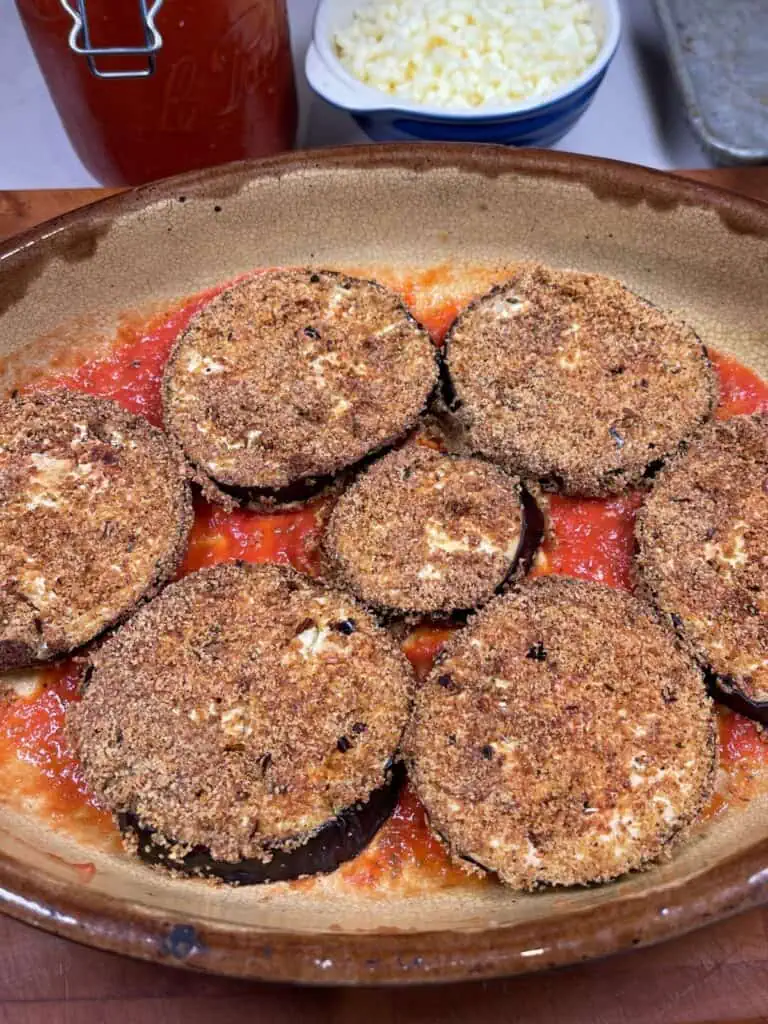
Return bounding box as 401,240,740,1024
16,0,298,185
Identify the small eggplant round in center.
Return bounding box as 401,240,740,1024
322,446,540,616
67,563,413,883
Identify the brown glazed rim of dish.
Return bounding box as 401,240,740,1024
0,145,767,985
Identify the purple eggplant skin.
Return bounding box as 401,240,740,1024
706,669,768,726
119,762,405,885
221,469,339,509
517,487,545,577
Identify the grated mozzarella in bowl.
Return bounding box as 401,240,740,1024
333,0,602,111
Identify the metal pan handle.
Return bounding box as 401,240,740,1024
58,0,165,79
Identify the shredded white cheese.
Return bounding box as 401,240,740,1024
334,0,601,110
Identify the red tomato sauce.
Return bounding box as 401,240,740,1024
719,708,768,768
4,273,768,888
533,491,643,592
0,660,116,848
703,708,768,820
24,288,223,426
711,350,768,421
180,496,326,578
337,782,477,892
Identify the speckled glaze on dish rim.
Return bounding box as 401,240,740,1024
0,145,767,985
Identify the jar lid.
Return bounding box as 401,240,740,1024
59,0,164,78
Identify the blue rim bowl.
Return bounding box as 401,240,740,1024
306,0,622,147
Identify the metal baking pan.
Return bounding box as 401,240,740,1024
653,0,768,165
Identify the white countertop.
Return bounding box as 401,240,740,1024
0,0,712,190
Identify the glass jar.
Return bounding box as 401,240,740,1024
16,0,298,185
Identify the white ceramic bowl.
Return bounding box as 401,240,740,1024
306,0,621,146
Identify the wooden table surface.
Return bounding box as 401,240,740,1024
0,168,767,1024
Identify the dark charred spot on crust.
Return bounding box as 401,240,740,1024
481,744,494,760
609,366,625,376
444,498,470,517
309,274,321,283
540,472,566,492
526,641,547,661
438,673,459,692
352,721,367,734
643,458,666,480
303,326,320,340
337,736,352,753
334,619,356,635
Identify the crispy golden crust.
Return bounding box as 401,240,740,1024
323,447,524,615
0,391,192,670
163,269,438,492
405,577,715,890
444,264,717,496
68,563,413,863
637,414,768,703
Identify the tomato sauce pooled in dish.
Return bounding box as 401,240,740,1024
3,268,768,888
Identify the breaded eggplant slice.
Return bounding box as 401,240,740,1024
406,577,715,890
0,390,191,670
637,414,768,720
68,563,413,882
323,446,536,615
163,269,438,498
443,263,717,496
